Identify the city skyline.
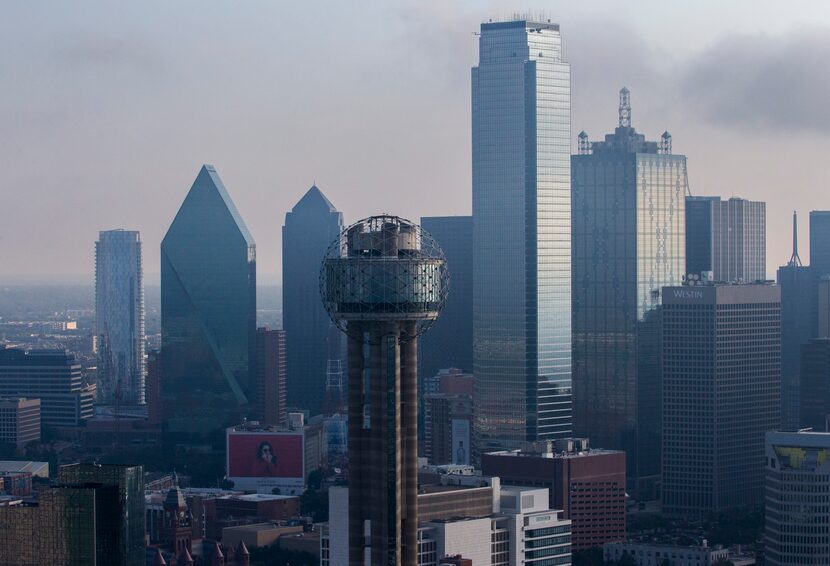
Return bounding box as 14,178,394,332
3,2,830,283
2,5,829,565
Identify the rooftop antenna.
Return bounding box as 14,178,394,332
789,210,803,266
577,131,592,155
619,87,631,128
659,131,672,155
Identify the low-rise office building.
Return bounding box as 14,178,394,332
603,541,733,566
322,483,571,566
0,398,40,448
482,439,625,550
0,348,94,428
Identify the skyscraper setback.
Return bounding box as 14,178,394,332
472,18,572,456
95,229,145,405
572,89,687,495
283,185,344,416
161,165,256,430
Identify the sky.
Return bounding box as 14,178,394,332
2,0,830,285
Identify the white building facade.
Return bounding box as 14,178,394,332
321,485,571,566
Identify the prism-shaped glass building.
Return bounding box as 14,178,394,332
161,165,256,430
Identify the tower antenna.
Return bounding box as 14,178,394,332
619,87,631,128
789,210,802,266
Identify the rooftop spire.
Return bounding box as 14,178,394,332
789,210,802,266
619,87,631,128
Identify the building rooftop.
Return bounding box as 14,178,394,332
768,430,830,447
292,185,338,214
222,522,302,533
481,18,560,32
228,421,301,434
0,461,49,477
486,438,623,459
231,493,298,502
419,483,486,495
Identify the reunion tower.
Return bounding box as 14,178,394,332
321,216,447,565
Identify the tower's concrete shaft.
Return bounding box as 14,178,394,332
321,216,446,566
347,321,418,565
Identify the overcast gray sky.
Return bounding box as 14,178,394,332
2,0,830,285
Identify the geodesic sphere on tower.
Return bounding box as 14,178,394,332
319,215,448,339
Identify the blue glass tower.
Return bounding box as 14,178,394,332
777,212,816,430
572,90,686,497
419,215,473,378
472,18,572,456
282,185,343,415
161,165,256,430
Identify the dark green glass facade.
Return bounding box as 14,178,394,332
0,464,144,566
58,464,145,566
161,165,256,430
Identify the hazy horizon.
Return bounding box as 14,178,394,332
3,0,830,284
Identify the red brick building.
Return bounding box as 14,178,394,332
481,438,625,551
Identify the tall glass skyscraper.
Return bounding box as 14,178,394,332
95,229,145,405
686,196,766,282
472,18,572,456
572,90,686,496
810,211,830,278
419,215,473,378
282,185,343,416
777,212,815,430
161,165,256,430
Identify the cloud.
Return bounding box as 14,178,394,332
679,28,830,133
51,30,163,78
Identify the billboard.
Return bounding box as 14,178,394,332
451,418,470,465
227,431,304,483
